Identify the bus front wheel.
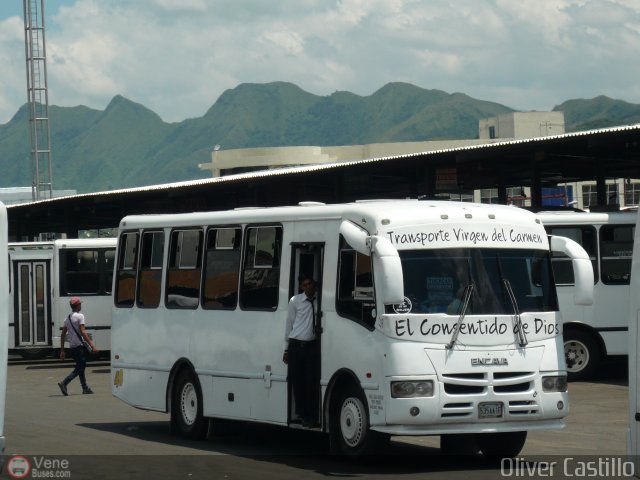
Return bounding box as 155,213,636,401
476,431,527,458
329,387,387,455
171,369,207,440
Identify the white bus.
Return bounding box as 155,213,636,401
8,238,116,359
538,211,636,380
627,208,640,467
0,201,9,457
111,200,593,456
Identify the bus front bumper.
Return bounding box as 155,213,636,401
372,418,565,436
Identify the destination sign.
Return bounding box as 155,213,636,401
383,224,546,250
380,314,560,345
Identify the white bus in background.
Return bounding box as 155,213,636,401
0,202,9,457
538,211,636,380
627,208,640,466
8,238,116,359
111,200,593,457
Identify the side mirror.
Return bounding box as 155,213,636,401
550,235,594,306
369,236,405,305
339,220,369,255
339,221,405,305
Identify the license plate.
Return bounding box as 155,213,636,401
479,402,503,418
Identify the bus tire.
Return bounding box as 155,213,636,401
19,348,52,360
564,329,601,381
329,386,385,455
476,431,527,459
171,369,207,440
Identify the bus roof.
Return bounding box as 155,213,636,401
537,210,638,225
9,238,116,249
119,199,543,233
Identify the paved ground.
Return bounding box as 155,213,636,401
0,355,632,479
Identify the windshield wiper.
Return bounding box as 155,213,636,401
446,284,474,350
503,279,528,347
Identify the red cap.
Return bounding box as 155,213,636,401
69,297,82,306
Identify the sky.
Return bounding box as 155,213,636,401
0,0,639,125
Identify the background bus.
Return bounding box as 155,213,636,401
627,208,640,467
8,238,116,359
112,200,592,456
0,201,8,457
538,211,636,380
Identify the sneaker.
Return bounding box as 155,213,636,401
58,382,68,396
82,387,94,394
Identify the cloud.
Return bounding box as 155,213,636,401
149,0,208,12
0,0,638,124
258,28,305,56
0,16,27,122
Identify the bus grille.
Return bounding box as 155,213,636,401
442,402,474,418
444,383,485,395
441,371,535,395
492,371,535,393
508,400,539,415
439,371,539,419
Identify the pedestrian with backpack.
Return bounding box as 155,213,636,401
58,297,98,395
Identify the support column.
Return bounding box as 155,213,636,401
497,180,508,205
595,159,608,207
530,153,543,209
423,163,436,199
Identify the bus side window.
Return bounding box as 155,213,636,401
60,249,100,295
166,229,203,309
137,231,164,308
549,250,574,285
115,232,139,307
547,226,598,285
104,249,115,294
240,226,282,310
600,225,634,285
337,241,375,328
203,227,241,310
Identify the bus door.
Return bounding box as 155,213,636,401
13,261,51,347
288,243,324,426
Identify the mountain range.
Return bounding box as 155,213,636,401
1,81,639,194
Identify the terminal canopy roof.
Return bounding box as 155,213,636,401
7,124,640,239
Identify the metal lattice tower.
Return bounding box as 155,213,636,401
23,0,53,200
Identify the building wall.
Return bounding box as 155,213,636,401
479,111,565,139
199,140,504,178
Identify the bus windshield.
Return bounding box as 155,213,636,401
397,248,558,315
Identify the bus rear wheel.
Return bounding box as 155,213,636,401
564,329,601,381
476,431,527,458
171,369,207,440
19,348,52,360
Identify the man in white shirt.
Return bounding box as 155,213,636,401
283,275,318,427
58,297,98,395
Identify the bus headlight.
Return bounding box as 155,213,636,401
542,375,568,392
391,381,434,398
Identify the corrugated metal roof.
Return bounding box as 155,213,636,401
9,122,640,209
